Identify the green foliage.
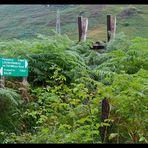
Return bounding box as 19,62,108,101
0,33,147,143
89,34,148,143
0,34,91,85
3,65,102,143
0,88,22,133
109,69,148,143
106,32,131,51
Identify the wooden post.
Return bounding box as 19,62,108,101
21,76,30,102
56,9,61,34
22,77,27,85
81,17,88,41
78,16,88,42
0,76,5,88
78,16,82,42
107,15,116,42
100,98,110,143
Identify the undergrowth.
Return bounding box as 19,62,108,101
0,33,147,143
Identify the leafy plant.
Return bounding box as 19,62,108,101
0,33,147,143
0,88,22,133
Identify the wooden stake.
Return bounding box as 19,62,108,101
78,16,82,42
21,77,30,102
107,15,116,42
0,76,5,88
100,98,110,143
56,9,61,34
81,17,88,41
22,77,27,85
78,16,88,42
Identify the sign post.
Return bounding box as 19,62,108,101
0,58,28,77
0,58,28,88
0,76,5,88
0,57,29,101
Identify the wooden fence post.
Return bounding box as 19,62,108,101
78,16,82,42
22,77,27,85
100,98,110,143
56,9,61,34
107,15,116,42
0,76,5,88
21,76,30,102
78,16,88,42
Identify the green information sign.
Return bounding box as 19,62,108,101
0,58,28,77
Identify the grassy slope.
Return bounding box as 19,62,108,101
0,4,147,41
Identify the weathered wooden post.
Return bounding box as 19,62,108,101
21,76,30,102
22,77,27,84
56,9,61,34
107,15,116,42
78,16,88,42
0,76,5,88
78,16,82,42
100,97,110,143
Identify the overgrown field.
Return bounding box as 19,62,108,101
0,33,148,143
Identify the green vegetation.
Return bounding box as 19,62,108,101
0,3,147,144
0,32,147,143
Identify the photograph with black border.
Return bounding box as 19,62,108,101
0,0,147,145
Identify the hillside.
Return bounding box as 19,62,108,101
0,4,147,41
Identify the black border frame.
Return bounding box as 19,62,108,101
0,0,147,4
